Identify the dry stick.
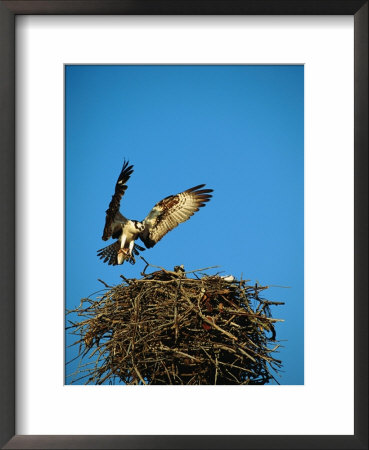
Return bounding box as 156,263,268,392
120,274,132,285
161,361,172,384
215,356,219,385
221,360,257,375
97,369,115,385
194,293,239,341
237,346,257,362
133,320,179,346
200,347,221,384
133,365,147,385
140,256,150,275
97,279,111,288
140,257,173,275
221,307,284,323
226,369,241,383
160,345,202,363
183,266,220,275
141,256,219,278
134,278,211,284
258,299,286,305
180,288,238,341
173,279,183,342
213,342,255,362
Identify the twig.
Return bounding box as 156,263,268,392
97,279,111,288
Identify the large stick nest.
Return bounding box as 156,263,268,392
67,262,284,385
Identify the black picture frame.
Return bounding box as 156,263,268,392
0,1,367,449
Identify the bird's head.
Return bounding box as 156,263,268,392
133,221,145,232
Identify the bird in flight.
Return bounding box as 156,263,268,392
97,160,213,265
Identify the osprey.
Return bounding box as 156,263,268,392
97,160,213,265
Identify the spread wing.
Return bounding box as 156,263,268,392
102,160,133,241
139,184,213,248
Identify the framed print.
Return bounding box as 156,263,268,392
64,63,304,389
0,1,367,449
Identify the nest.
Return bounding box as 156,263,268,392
67,262,284,385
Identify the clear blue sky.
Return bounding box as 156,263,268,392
65,65,304,385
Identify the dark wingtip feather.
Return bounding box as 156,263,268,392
191,185,213,205
197,189,213,194
186,184,214,195
118,159,134,181
186,184,205,192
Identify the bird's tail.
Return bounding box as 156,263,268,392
97,242,145,266
133,243,145,255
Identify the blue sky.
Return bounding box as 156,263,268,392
65,65,304,385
